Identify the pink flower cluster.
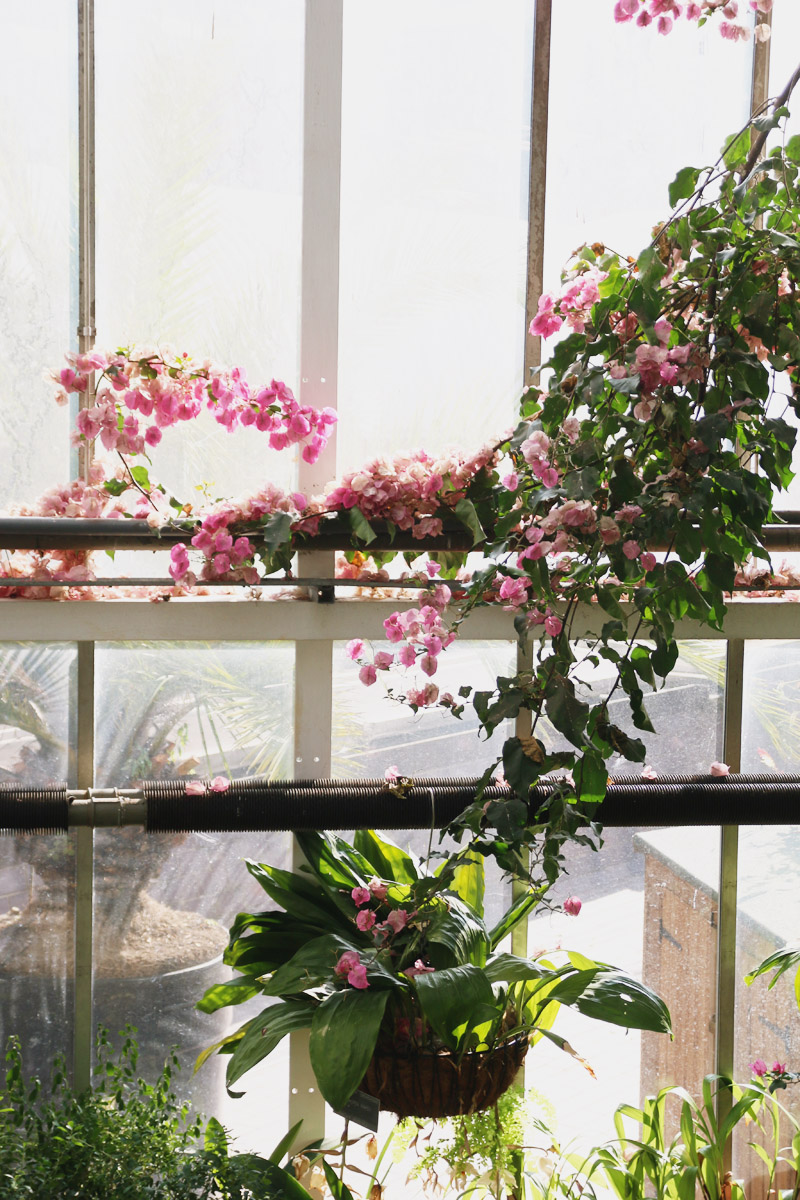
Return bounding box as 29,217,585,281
56,347,336,465
334,950,369,990
348,878,424,962
750,1058,786,1077
529,266,608,339
168,483,307,584
348,583,459,707
325,446,499,535
613,0,771,40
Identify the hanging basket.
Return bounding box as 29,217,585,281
359,1035,529,1119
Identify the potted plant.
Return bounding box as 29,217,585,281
196,828,670,1118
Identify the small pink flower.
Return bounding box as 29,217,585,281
772,1061,786,1074
346,638,365,661
351,886,371,907
544,614,563,637
386,909,408,933
373,650,394,670
359,663,377,686
403,959,436,979
751,1059,768,1077
425,560,441,578
210,776,230,792
640,551,657,572
369,876,389,901
184,780,205,796
564,896,582,917
385,765,400,784
502,472,520,491
356,909,376,932
334,950,361,977
348,964,369,989
641,765,658,781
710,761,730,777
623,540,641,560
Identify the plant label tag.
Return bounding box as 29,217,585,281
333,1090,380,1132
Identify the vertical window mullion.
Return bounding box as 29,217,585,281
290,0,344,1144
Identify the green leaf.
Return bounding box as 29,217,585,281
228,1155,314,1199
245,859,353,931
425,893,490,967
348,505,376,545
264,934,400,997
204,1116,229,1157
669,166,701,209
309,988,389,1110
722,128,750,169
322,1159,358,1200
454,497,486,545
503,735,543,797
226,999,314,1088
575,751,608,806
570,969,672,1035
261,510,293,552
488,886,547,950
447,850,485,920
196,977,262,1014
352,829,420,885
130,464,151,489
544,674,589,748
268,1119,304,1165
414,964,495,1049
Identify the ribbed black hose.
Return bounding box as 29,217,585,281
0,785,69,834
141,773,800,832
3,775,800,834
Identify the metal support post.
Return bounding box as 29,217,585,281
73,641,95,1092
716,639,744,1164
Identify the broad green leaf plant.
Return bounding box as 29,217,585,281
197,829,670,1113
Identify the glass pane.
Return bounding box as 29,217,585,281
0,2,73,507
545,6,752,285
741,641,800,772
529,826,721,1150
733,826,800,1198
338,0,532,468
95,0,305,501
0,645,77,1081
93,643,294,1130
332,638,516,779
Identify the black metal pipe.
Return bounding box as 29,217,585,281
2,515,800,553
4,774,800,835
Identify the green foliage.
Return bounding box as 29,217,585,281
0,1027,304,1199
198,829,670,1112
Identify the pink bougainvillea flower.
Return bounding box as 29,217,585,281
403,959,436,979
564,896,582,916
386,909,408,933
184,780,205,796
622,540,642,560
772,1061,786,1073
373,650,394,671
346,638,365,661
750,1059,768,1076
334,950,361,977
210,775,230,792
368,876,389,901
348,963,369,989
385,765,400,784
641,765,658,780
359,663,377,687
356,909,376,932
640,551,657,572
710,761,730,777
351,886,371,907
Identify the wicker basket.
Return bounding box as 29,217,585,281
359,1036,529,1118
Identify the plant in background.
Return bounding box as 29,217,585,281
590,1075,800,1200
197,828,670,1118
0,1025,313,1199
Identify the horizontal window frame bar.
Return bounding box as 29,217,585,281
0,597,793,640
